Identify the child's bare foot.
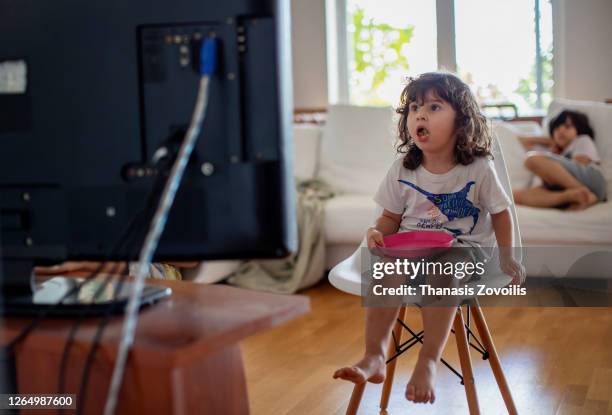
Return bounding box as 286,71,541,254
332,354,386,384
405,355,437,404
580,188,598,209
566,187,598,210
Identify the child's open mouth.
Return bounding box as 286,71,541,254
416,127,430,139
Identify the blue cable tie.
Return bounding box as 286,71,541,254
200,37,219,76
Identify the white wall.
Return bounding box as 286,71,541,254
291,0,328,109
553,0,612,102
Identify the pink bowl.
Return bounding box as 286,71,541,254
379,231,454,259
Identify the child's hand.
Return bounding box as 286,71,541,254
366,227,385,254
549,142,562,154
499,255,526,285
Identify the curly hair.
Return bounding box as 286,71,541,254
396,72,492,170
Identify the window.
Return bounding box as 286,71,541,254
329,0,553,114
455,0,553,114
346,0,437,106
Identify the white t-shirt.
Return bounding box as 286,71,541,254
374,156,511,247
561,134,601,163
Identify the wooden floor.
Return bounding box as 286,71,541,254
241,281,612,415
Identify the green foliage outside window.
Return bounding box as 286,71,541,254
515,46,554,111
349,7,414,105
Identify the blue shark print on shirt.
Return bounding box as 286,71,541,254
398,180,480,235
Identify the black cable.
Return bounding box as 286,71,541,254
4,210,144,352
62,225,147,405
57,203,154,394
74,167,177,413
73,165,175,411
5,167,167,352
56,261,125,397
56,171,168,398
61,153,177,407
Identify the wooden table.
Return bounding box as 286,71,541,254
1,280,309,414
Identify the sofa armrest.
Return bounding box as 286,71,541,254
492,121,534,190
504,121,544,136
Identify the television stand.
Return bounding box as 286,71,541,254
1,279,309,414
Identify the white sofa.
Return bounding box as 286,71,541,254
294,105,398,269
295,100,612,278
496,99,612,278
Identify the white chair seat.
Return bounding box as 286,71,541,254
328,238,367,296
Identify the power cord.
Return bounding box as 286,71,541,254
58,41,210,402
102,36,219,415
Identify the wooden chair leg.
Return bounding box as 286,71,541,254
453,308,481,415
346,383,366,415
379,306,407,410
470,300,518,415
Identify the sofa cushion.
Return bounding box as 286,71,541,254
293,124,322,181
324,194,377,244
493,121,538,190
318,105,397,195
545,99,612,194
517,201,612,245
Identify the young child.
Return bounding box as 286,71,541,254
332,72,525,405
514,110,606,209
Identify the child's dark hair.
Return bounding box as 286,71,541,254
548,110,595,140
396,72,492,170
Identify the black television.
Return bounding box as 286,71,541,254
0,0,296,287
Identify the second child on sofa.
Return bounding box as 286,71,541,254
514,110,606,209
332,72,525,405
